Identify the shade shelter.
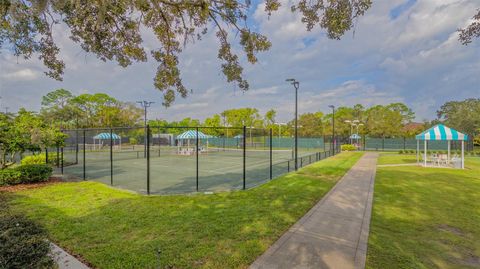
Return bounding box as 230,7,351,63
93,132,121,150
349,134,361,140
415,124,468,169
176,130,209,155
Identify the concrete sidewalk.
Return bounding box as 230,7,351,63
250,152,378,269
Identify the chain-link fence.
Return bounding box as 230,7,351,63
363,137,475,152
55,126,341,194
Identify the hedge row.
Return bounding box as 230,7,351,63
0,164,52,186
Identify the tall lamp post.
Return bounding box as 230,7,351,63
355,123,364,146
276,122,286,140
286,78,299,170
137,100,155,158
329,105,335,153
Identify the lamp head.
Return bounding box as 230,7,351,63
328,105,335,109
286,78,295,82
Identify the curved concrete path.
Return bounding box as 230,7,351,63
250,152,378,269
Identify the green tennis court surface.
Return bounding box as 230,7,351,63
61,146,330,194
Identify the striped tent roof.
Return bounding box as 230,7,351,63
350,134,361,139
93,132,121,140
415,124,468,141
176,130,209,139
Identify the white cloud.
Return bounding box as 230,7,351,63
0,0,479,122
1,68,39,81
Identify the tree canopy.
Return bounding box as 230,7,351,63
436,98,480,137
459,8,480,45
40,89,143,128
0,0,371,106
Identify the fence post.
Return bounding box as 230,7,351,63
61,147,64,174
83,129,86,180
45,147,49,165
146,125,150,195
403,137,406,150
287,160,290,172
110,128,113,186
196,127,199,191
75,130,79,164
382,137,385,151
269,128,272,180
323,135,326,153
243,125,246,190
158,127,161,157
56,146,60,167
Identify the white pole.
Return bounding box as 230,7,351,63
417,140,419,164
424,140,427,167
461,140,465,169
448,140,450,162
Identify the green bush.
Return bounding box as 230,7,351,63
341,144,357,151
0,214,54,268
21,154,46,165
15,165,52,184
21,152,61,166
129,137,138,145
398,150,404,154
0,169,22,186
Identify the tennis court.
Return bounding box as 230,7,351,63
61,146,331,194
59,127,337,194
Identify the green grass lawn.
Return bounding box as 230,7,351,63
2,152,362,269
367,155,480,269
376,153,418,165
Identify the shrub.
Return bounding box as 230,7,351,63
0,214,54,268
21,154,46,165
398,150,404,154
21,153,62,166
0,169,22,186
15,165,52,184
129,137,138,145
341,144,357,151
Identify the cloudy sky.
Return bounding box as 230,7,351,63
1,0,479,122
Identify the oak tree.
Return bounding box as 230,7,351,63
1,0,371,106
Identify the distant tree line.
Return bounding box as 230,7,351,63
3,89,479,150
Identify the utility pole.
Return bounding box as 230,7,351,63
329,105,335,153
137,101,155,158
286,78,299,170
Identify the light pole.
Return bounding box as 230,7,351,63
345,120,353,144
137,100,155,158
329,105,335,153
356,123,364,146
345,119,360,145
286,78,299,170
276,122,286,140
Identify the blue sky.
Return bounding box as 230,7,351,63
1,0,479,122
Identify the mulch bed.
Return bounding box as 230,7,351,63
0,177,64,192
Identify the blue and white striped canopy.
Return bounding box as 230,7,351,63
350,134,361,139
176,130,209,139
93,132,121,140
416,124,468,141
